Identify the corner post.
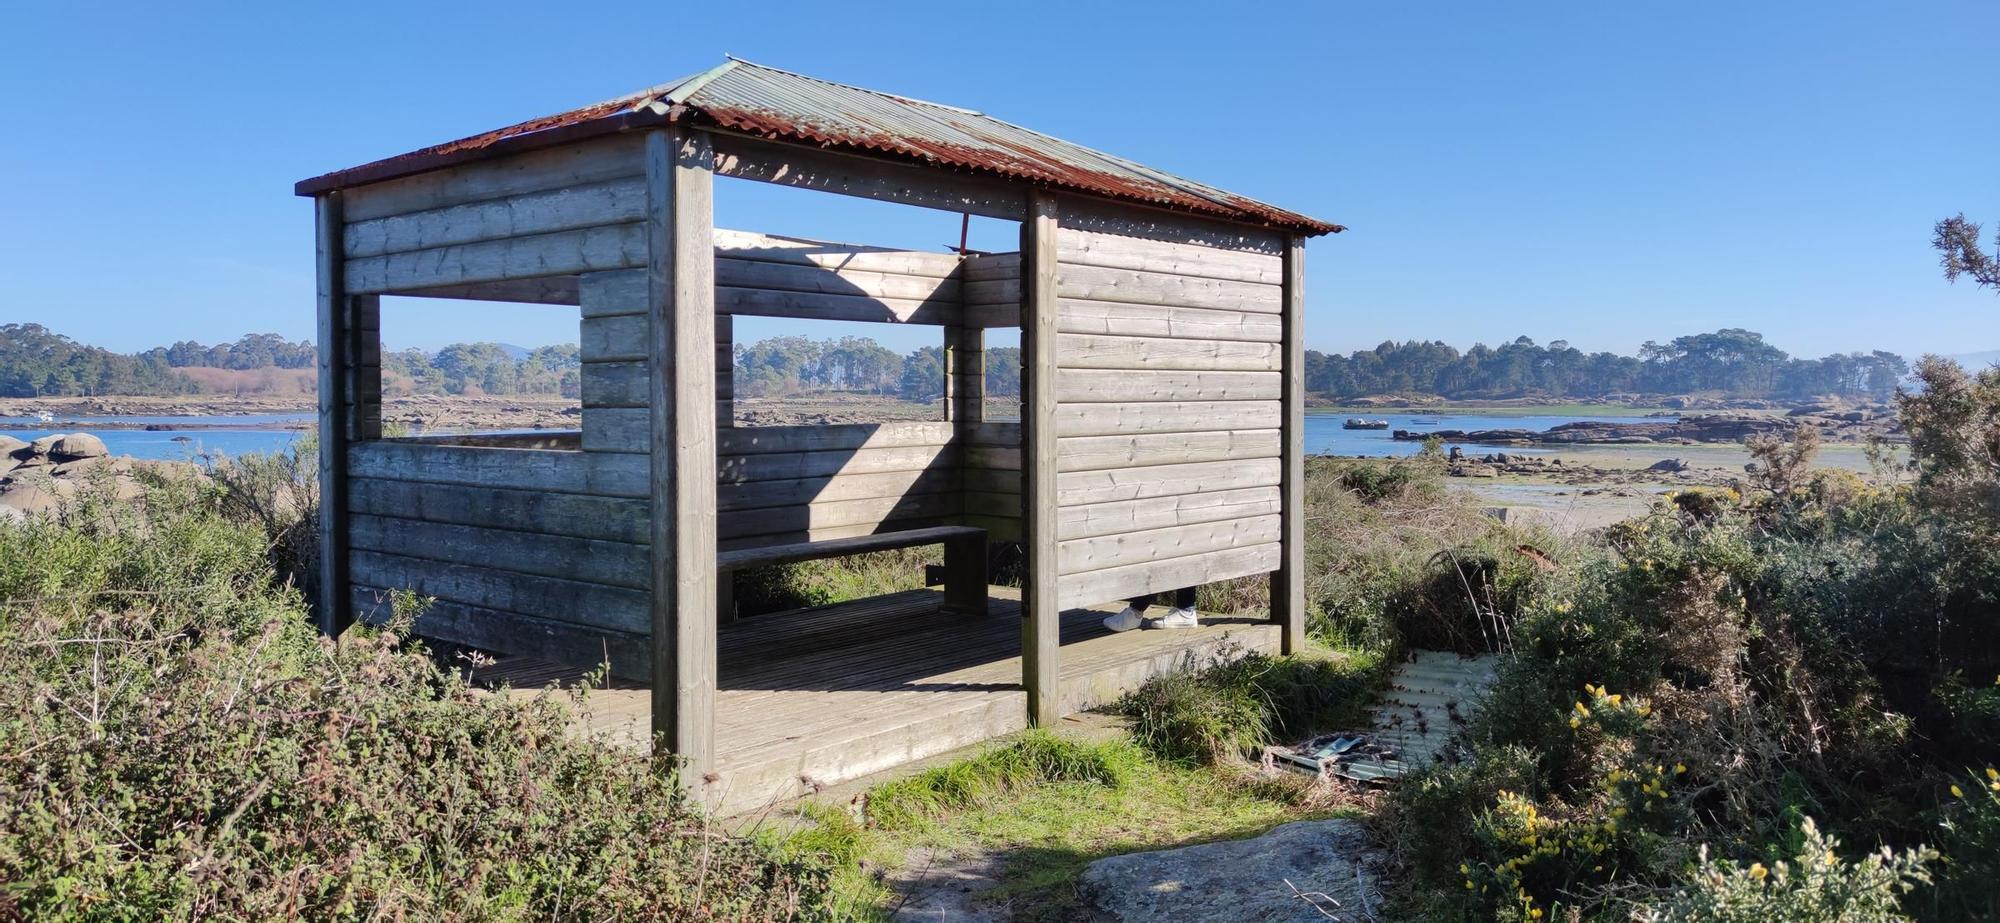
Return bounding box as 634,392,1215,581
645,127,719,786
1273,234,1308,653
315,192,352,636
1021,191,1061,725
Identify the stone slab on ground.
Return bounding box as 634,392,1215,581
1080,819,1387,922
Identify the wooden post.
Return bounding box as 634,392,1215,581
1021,191,1061,725
315,192,352,636
645,127,719,785
716,314,734,428
1273,235,1308,654
942,530,989,617
347,295,382,442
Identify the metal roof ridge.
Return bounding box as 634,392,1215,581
717,56,987,116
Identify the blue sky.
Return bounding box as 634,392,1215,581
3,1,1994,360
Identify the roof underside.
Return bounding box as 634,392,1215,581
296,59,1341,235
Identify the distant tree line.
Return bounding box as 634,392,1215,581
1307,329,1908,400
0,323,1911,403
731,335,1022,402
0,324,194,397
385,343,581,398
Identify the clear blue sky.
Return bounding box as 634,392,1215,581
3,1,1994,360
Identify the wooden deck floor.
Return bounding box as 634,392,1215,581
472,586,1277,814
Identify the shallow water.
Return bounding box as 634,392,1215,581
1301,410,1671,456
7,409,1712,463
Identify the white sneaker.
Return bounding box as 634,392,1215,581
1153,607,1199,629
1102,605,1144,632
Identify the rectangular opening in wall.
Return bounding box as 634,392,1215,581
374,295,582,446
731,316,945,426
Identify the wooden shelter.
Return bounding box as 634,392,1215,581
297,59,1341,811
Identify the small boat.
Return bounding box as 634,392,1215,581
34,411,54,424
1408,418,1440,425
1343,418,1391,430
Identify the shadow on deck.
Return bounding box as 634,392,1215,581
469,586,1278,815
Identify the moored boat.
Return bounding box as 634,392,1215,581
1343,418,1391,430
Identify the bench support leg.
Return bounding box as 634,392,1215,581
718,570,736,623
942,535,988,617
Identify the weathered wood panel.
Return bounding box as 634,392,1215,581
719,444,956,484
316,194,350,636
1056,369,1281,404
1056,333,1281,371
720,467,956,511
1056,458,1282,507
1056,485,1282,542
720,492,957,542
348,441,648,498
341,134,646,222
1057,429,1282,472
349,514,647,589
1055,227,1283,284
352,585,650,682
1057,542,1282,610
345,223,649,294
1056,300,1281,342
714,228,966,277
1021,191,1061,727
1275,235,1308,654
721,421,956,455
1053,400,1282,438
716,519,953,552
349,477,648,544
351,549,648,634
710,133,1025,221
344,175,647,259
1058,514,1281,574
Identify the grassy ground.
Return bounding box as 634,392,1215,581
761,723,1363,922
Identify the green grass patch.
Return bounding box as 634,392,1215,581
865,729,1144,830
771,726,1346,922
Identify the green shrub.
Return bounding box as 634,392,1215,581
1930,765,2000,920
1121,650,1386,764
0,473,832,920
1639,818,1934,923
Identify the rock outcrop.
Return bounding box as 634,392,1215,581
1080,819,1387,922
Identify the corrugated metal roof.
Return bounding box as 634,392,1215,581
295,58,1341,236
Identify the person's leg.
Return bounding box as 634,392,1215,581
1104,592,1158,632
1155,586,1200,629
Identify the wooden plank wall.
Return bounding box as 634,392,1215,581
717,421,961,550
1036,221,1289,610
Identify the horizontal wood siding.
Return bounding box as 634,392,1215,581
343,436,652,674
1049,219,1287,606
717,421,959,547
958,420,1021,541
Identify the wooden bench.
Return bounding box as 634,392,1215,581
716,525,989,619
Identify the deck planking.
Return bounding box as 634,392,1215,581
469,585,1275,814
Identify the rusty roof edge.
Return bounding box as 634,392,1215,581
683,109,1343,235
292,103,671,197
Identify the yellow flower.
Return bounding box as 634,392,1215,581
1569,717,1582,729
1953,785,1965,798
1987,767,1998,782
1574,702,1591,717
1607,694,1623,706
1749,863,1768,881
1531,909,1544,920
1675,763,1687,775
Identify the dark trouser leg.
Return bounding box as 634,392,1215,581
1172,585,1198,610
1125,592,1160,612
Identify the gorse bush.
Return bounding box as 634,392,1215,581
0,467,832,920
1390,357,2000,920
1639,818,1935,923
